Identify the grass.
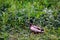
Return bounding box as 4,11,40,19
0,0,60,40
0,27,60,40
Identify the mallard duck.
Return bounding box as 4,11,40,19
29,19,44,33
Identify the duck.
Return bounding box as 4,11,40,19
29,19,44,34
28,17,44,34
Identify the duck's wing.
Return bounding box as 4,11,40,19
33,25,41,30
30,27,41,32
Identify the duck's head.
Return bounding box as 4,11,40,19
29,18,33,26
